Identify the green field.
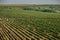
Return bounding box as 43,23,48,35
0,5,60,40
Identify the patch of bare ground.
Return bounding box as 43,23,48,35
0,18,2,20
0,28,2,31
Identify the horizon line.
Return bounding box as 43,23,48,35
0,4,60,6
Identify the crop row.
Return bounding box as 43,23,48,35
0,18,60,40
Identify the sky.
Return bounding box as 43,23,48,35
0,0,60,4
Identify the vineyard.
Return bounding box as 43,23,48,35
0,5,60,40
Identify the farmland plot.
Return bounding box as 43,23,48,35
0,18,60,40
0,5,60,40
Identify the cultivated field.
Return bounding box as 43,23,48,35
0,5,60,40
